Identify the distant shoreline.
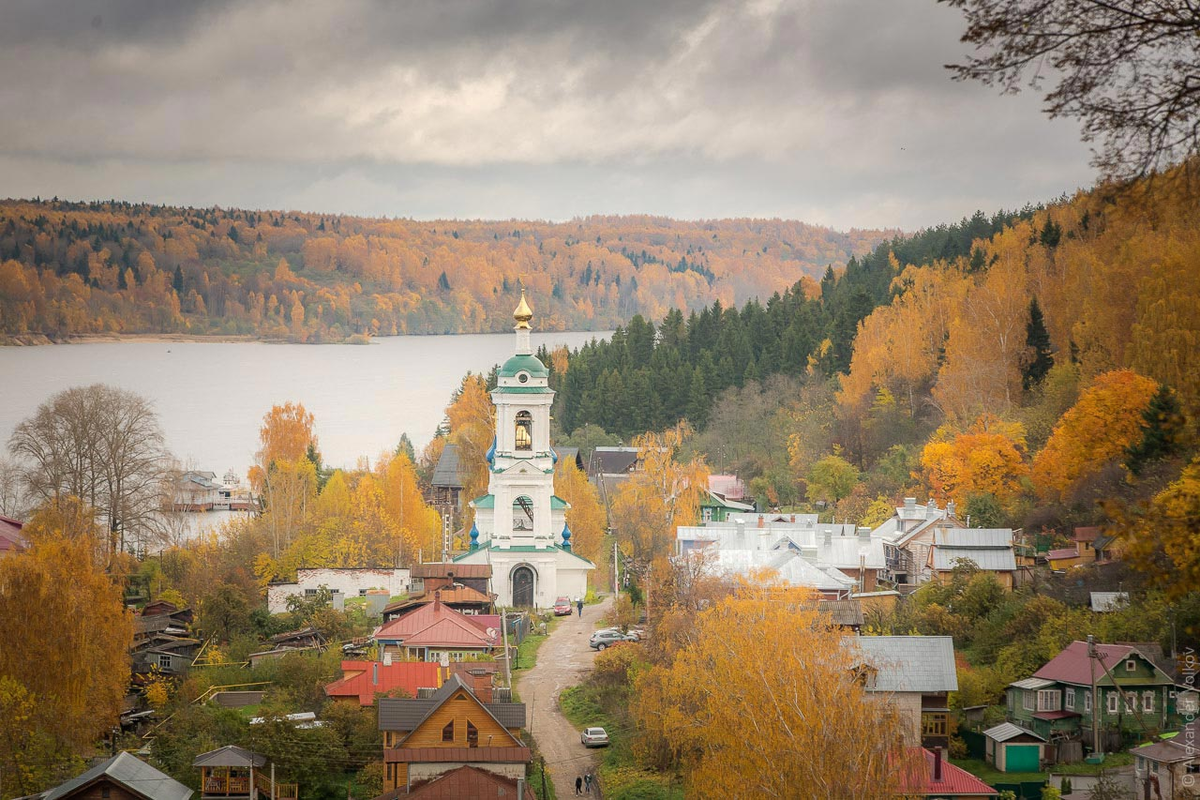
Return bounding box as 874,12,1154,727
1,329,611,347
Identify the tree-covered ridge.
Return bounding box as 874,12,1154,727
549,206,1037,438
0,199,896,342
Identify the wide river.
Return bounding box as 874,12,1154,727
0,331,609,478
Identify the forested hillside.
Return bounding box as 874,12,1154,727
0,199,893,342
544,170,1200,554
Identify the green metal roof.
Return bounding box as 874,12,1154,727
551,495,569,509
471,494,495,509
493,385,554,394
497,353,549,379
461,542,596,566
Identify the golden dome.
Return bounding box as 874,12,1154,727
513,291,533,330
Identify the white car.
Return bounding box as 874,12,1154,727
581,727,609,747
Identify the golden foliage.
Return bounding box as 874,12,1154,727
920,415,1028,508
1031,369,1158,501
446,374,495,528
634,579,914,799
0,533,133,751
610,422,709,566
1116,456,1200,600
555,460,607,575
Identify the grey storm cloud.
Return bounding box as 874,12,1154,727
0,0,1094,229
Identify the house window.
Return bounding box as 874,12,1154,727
1037,689,1061,712
304,588,317,596
1084,691,1092,713
1107,692,1119,714
922,712,948,738
1023,690,1035,712
1125,659,1136,672
1123,692,1136,714
1065,688,1075,710
157,654,173,670
1143,691,1154,713
467,720,479,747
359,589,368,596
515,411,533,451
442,721,454,742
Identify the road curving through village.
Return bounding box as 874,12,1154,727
515,595,615,798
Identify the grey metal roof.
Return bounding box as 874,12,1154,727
983,722,1045,743
192,745,266,769
485,701,527,729
378,697,437,731
431,444,465,488
931,546,1016,571
1090,592,1129,612
46,752,193,800
850,636,958,693
586,447,640,477
936,528,1013,547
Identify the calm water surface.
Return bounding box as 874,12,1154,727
0,331,608,477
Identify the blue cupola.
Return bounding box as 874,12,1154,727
469,521,480,550
561,522,572,550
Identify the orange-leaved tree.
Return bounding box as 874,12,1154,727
555,459,608,581
252,402,319,558
446,374,495,529
1031,369,1158,501
1116,456,1200,601
609,421,708,570
920,415,1028,509
380,451,443,563
634,577,916,799
0,523,133,761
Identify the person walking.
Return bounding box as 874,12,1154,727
576,598,584,617
575,775,583,795
584,772,593,793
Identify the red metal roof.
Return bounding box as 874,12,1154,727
899,748,997,796
1033,641,1134,685
1047,548,1080,560
1073,526,1100,542
384,746,531,764
405,765,536,799
324,660,444,706
0,515,26,552
411,563,492,579
1033,710,1081,720
375,603,499,649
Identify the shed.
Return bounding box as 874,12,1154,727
983,722,1046,773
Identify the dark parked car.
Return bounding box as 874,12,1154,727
589,629,637,650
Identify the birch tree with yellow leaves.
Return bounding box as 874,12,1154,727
634,578,916,799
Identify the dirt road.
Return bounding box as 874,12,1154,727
516,596,614,798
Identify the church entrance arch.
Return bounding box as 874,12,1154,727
511,565,536,607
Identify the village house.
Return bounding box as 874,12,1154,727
247,626,326,667
875,498,964,587
926,528,1019,590
374,595,502,663
1004,640,1194,748
171,470,224,511
39,752,193,800
897,747,999,798
677,512,886,595
849,636,959,750
267,567,412,614
193,746,296,800
325,660,446,706
1131,720,1200,800
0,513,27,557
383,583,495,622
1047,526,1119,570
131,600,200,678
409,562,492,597
428,444,466,519
378,672,529,795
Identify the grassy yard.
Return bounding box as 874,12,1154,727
512,613,560,673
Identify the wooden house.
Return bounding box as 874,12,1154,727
379,673,529,793
1132,720,1200,800
373,597,501,663
0,514,26,558
193,745,296,800
896,748,998,798
926,528,1017,590
41,752,192,800
1005,641,1185,745
382,585,496,622
325,660,446,706
849,636,959,749
409,563,492,597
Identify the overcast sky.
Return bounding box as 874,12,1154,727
0,0,1096,231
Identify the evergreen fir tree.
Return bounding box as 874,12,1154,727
1022,296,1053,390
1126,385,1186,476
172,265,184,293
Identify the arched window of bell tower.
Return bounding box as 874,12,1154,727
515,411,533,451
513,495,534,531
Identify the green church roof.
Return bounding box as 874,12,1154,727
497,353,549,379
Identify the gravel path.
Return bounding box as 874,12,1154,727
516,596,614,799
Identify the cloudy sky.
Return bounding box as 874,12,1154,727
0,0,1095,230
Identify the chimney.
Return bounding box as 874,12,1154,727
789,514,795,523
434,590,441,610
946,500,956,518
823,530,832,547
757,515,765,529
857,526,871,542
926,498,939,519
904,497,916,514
372,663,379,685
472,670,494,703
933,747,943,782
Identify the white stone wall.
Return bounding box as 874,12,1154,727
267,567,411,614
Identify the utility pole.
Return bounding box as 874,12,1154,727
612,535,619,595
1089,635,1102,756
501,608,512,688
